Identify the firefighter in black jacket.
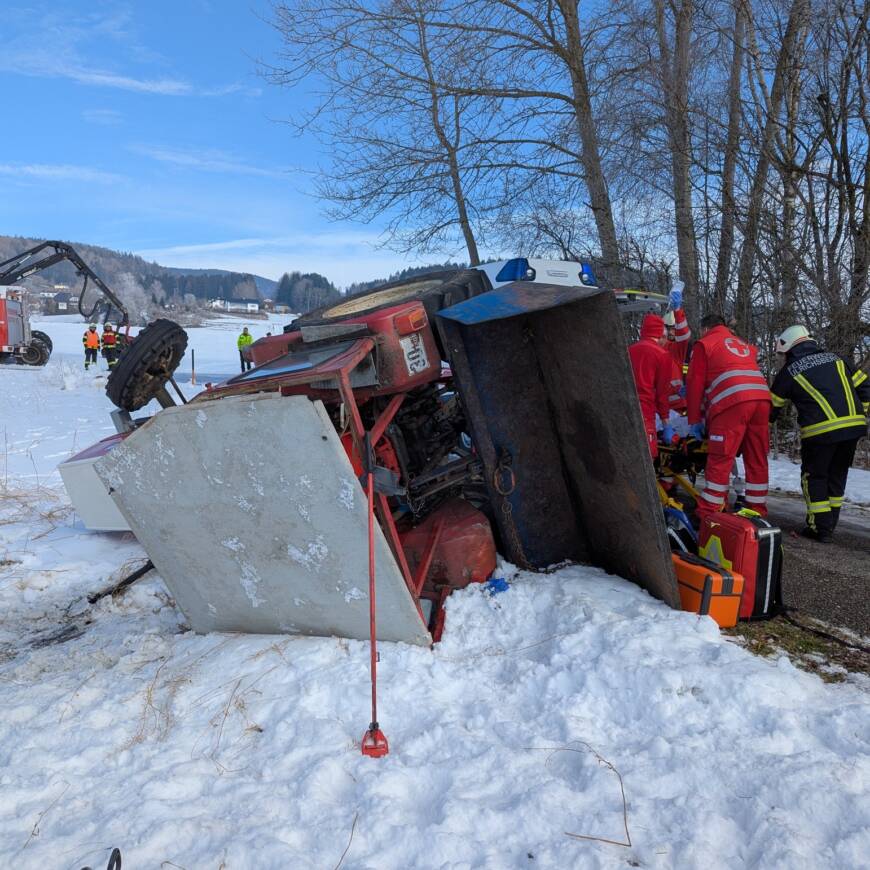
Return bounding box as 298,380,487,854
770,325,869,542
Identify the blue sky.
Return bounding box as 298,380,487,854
0,2,427,287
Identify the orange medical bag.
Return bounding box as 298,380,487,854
671,552,744,629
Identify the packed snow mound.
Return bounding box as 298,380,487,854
2,313,868,867
0,490,868,868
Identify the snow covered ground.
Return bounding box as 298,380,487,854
1,316,869,868
2,314,286,485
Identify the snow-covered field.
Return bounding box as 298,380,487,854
765,455,870,505
1,316,869,868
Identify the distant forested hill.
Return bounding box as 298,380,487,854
274,271,342,312
0,235,272,303
345,261,466,297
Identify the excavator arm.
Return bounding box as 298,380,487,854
0,240,129,327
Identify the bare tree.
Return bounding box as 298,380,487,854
653,0,700,301
733,0,811,337
712,0,748,313
266,0,510,264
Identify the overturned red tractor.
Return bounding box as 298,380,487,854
62,268,678,644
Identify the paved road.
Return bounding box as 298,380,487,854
766,491,869,638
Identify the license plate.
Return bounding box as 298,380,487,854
400,333,429,376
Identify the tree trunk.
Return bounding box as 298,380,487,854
654,0,699,310
777,37,804,332
417,12,481,265
713,0,747,315
557,0,620,269
734,0,810,338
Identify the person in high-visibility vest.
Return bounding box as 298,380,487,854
686,313,771,517
770,325,870,542
82,323,100,370
237,327,253,372
101,323,119,368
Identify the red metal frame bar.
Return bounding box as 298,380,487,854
413,518,445,596
370,393,405,445
200,337,376,401
336,366,422,619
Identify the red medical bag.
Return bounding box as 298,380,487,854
698,511,783,620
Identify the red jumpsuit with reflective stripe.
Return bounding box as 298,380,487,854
665,308,690,412
629,338,672,459
686,325,771,516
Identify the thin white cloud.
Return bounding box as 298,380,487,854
0,49,194,96
0,163,123,184
136,232,426,288
0,13,255,98
68,67,193,95
82,108,123,126
201,83,263,98
131,145,289,179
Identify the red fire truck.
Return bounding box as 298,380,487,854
0,285,51,366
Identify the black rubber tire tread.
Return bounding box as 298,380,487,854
105,318,188,411
22,341,50,366
30,337,51,364
294,269,492,329
30,330,53,353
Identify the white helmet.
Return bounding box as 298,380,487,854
776,325,811,354
104,322,115,330
88,323,97,329
662,310,676,327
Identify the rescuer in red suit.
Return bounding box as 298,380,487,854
662,280,691,414
628,314,673,459
686,314,771,517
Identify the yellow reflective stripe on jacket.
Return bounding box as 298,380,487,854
800,414,867,438
794,373,837,420
830,496,844,508
770,392,788,408
853,369,867,388
836,360,856,417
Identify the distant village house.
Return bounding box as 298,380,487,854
42,290,81,314
208,298,260,314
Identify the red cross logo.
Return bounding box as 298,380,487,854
724,337,750,358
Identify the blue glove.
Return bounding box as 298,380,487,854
669,279,684,311
661,425,675,444
485,577,510,595
688,422,705,440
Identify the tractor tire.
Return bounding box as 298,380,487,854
21,340,50,366
30,330,53,354
293,269,492,330
105,319,188,411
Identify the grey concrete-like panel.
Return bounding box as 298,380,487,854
94,393,430,645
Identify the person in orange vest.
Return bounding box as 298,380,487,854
686,313,771,517
101,323,119,368
82,323,100,370
628,313,674,459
